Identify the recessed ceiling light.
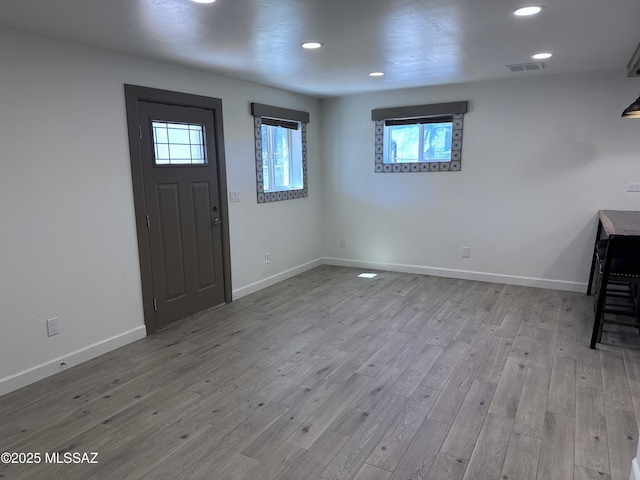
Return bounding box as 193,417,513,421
514,6,542,16
301,42,322,49
532,52,553,59
369,72,385,77
192,0,216,3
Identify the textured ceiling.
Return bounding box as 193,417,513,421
0,0,638,97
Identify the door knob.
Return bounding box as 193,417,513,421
212,217,222,226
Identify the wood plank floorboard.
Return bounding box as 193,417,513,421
2,265,640,480
500,432,542,480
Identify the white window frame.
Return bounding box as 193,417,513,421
252,103,309,203
260,121,303,192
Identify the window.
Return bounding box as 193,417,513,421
152,121,206,165
372,101,467,173
261,120,303,192
385,118,453,163
252,103,309,203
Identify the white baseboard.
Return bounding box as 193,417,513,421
1,258,323,397
631,457,639,480
0,326,146,397
232,258,324,300
322,257,588,293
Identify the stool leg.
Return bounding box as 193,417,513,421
593,266,601,313
587,221,603,296
591,261,612,349
591,285,607,348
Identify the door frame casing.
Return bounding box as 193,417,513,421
124,84,232,335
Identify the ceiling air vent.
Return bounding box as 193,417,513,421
505,62,545,73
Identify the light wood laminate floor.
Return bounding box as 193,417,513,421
2,266,640,480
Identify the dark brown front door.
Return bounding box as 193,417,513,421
125,85,231,333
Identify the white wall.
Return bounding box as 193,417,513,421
320,70,640,291
0,28,323,394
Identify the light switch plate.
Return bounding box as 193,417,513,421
47,317,59,337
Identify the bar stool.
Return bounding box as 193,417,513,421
590,237,640,348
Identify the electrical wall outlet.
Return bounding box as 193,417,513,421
340,239,346,248
265,253,270,265
462,247,471,258
47,317,59,337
